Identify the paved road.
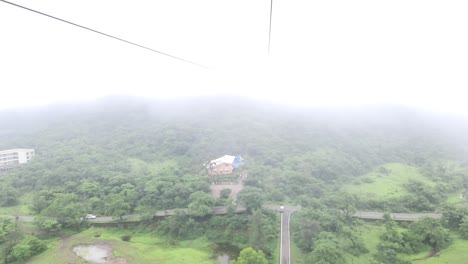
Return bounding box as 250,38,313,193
353,211,442,221
2,208,442,223
267,206,300,264
1,206,249,223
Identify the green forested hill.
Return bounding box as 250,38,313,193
3,97,468,263
1,97,467,212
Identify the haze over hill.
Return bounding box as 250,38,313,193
2,96,468,169
2,96,468,263
2,97,468,189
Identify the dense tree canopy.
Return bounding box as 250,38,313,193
1,98,467,211
231,247,268,264
2,97,468,263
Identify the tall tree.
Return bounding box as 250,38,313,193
309,232,346,264
231,247,268,264
237,187,264,213
41,193,85,230
188,191,215,217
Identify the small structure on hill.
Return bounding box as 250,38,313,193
205,155,243,176
207,155,245,198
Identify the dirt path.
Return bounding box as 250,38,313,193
210,173,246,200
210,183,244,200
413,247,438,262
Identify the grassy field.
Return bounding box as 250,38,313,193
409,234,468,264
28,227,216,264
344,163,435,199
347,222,386,264
0,204,31,215
347,223,468,264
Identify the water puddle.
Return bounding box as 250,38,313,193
72,244,113,264
214,244,240,264
217,254,230,264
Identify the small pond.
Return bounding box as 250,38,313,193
72,244,113,264
214,244,241,264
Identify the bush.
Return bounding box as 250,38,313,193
121,235,132,242
362,177,375,184
9,237,47,262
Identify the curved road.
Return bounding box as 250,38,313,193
279,206,300,264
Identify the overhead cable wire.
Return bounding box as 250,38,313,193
0,0,207,68
268,0,273,54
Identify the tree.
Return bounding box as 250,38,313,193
459,216,468,239
331,192,359,224
373,246,410,264
34,216,62,235
225,197,237,215
247,209,277,254
442,206,468,230
41,193,85,230
9,237,47,262
220,188,232,199
231,247,268,264
237,187,264,213
106,193,131,221
0,185,19,206
374,213,408,263
0,217,14,244
188,191,215,217
340,226,368,256
292,210,322,252
405,218,452,252
309,232,346,264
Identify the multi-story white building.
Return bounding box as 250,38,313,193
0,149,35,172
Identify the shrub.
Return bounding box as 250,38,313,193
121,235,132,242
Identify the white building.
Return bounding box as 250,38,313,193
0,149,35,172
206,155,243,175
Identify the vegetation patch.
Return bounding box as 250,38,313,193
344,163,434,199
28,227,215,264
290,239,307,264
413,234,468,263
446,192,466,205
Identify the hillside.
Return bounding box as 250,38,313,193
2,97,468,263
1,97,468,210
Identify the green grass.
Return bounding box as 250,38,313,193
347,222,386,264
0,204,30,215
359,223,386,255
446,192,465,204
271,214,281,264
28,227,216,264
344,163,435,199
0,192,34,216
409,234,468,263
402,246,432,262
290,239,307,264
347,223,468,264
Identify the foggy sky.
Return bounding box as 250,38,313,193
1,0,467,114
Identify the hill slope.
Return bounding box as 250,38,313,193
1,97,467,213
